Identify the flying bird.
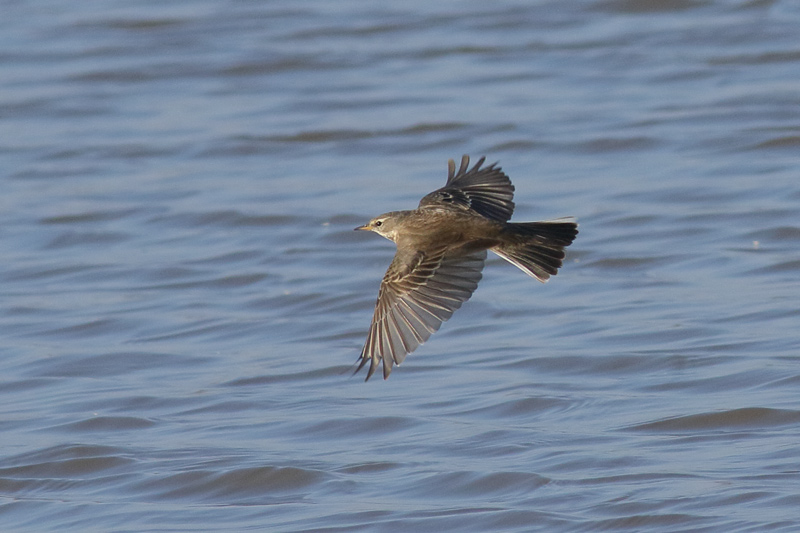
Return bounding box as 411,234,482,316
355,155,577,380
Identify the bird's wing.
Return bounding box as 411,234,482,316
418,155,515,222
357,247,487,380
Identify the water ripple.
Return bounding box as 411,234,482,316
3,0,800,531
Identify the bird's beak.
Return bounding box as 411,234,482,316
354,224,370,231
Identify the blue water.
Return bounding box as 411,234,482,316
2,1,800,531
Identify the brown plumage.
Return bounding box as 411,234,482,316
354,155,578,380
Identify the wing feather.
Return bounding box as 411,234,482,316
357,248,486,380
418,155,515,222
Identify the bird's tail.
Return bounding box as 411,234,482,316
492,218,578,282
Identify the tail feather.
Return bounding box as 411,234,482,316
492,219,578,282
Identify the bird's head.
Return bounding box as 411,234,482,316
355,211,405,242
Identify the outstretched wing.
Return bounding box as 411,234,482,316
357,247,487,380
418,155,515,222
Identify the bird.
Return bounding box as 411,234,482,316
354,155,578,380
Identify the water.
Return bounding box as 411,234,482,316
2,0,800,531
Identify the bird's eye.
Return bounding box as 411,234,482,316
374,220,382,227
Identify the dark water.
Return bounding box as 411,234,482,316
2,1,800,531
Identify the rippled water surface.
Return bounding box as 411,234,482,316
3,1,800,531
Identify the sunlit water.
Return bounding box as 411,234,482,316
2,1,800,531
